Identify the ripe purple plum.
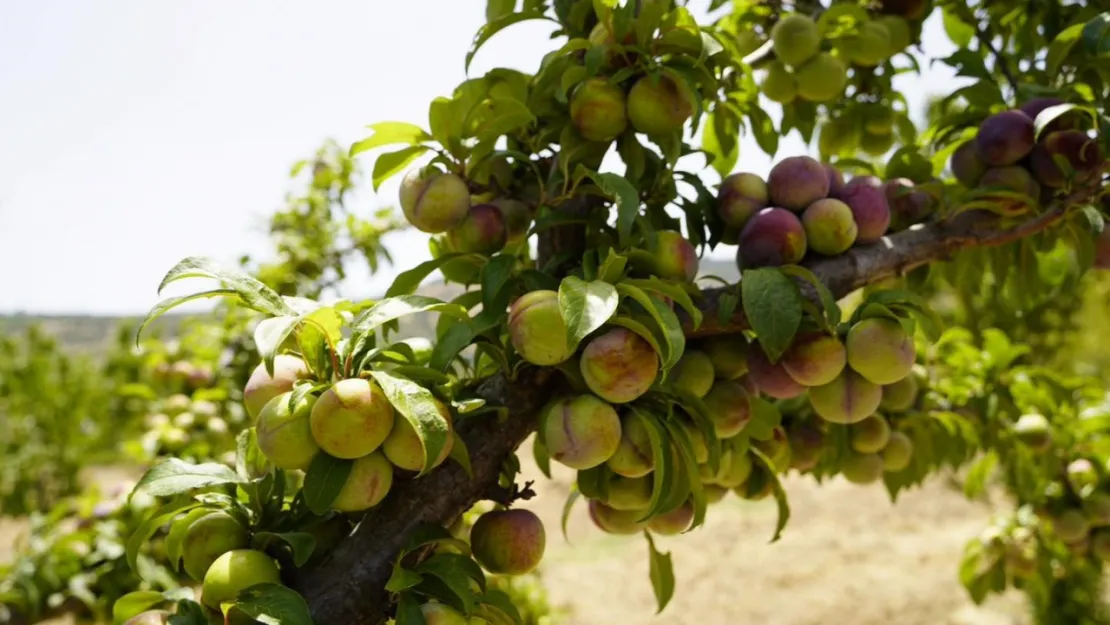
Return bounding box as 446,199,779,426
201,549,281,609
653,230,698,282
580,328,660,403
626,74,694,136
540,394,622,470
570,77,628,143
717,172,769,229
737,207,808,269
884,178,934,230
781,332,848,387
747,344,806,399
331,452,394,512
1029,130,1104,189
835,178,891,243
823,163,846,197
978,166,1041,214
399,167,471,234
256,392,320,471
846,317,916,385
809,369,883,424
768,156,830,211
703,379,753,438
508,290,573,366
801,198,858,255
243,355,309,420
470,509,546,575
446,203,507,254
976,110,1035,166
950,140,988,188
310,378,395,459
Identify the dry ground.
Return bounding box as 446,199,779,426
1,449,1032,625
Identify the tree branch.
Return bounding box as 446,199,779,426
975,26,1020,95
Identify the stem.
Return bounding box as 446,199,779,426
975,26,1020,96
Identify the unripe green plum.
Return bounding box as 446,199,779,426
201,549,281,609
1013,413,1051,450
257,392,320,471
540,395,622,470
976,110,1035,166
626,74,694,137
950,140,988,188
781,332,847,387
714,447,754,488
332,452,394,512
163,393,192,416
145,412,170,429
492,198,531,247
399,167,471,234
747,344,806,399
509,290,573,366
605,475,653,511
580,328,659,403
570,77,628,143
703,484,728,504
310,378,395,459
794,53,848,103
470,508,546,575
1052,509,1090,545
649,501,695,535
736,464,773,500
589,500,648,535
761,61,798,104
809,369,883,424
841,453,884,485
736,30,764,56
446,204,507,255
880,374,919,412
191,399,218,421
702,379,752,438
652,230,698,282
123,611,171,625
737,207,808,269
607,413,654,478
670,349,715,398
717,172,769,229
801,198,858,256
881,431,913,470
1085,493,1110,527
850,414,892,454
243,355,309,420
877,16,912,55
789,424,825,472
700,336,749,380
771,14,820,67
819,115,862,156
860,130,896,156
839,21,891,67
173,411,196,429
182,511,250,582
768,156,830,212
382,400,454,472
421,603,469,625
1067,458,1100,496
160,427,189,452
206,417,229,435
846,317,916,385
682,419,709,464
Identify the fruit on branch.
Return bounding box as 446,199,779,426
540,394,622,470
781,332,848,387
470,508,546,575
201,549,281,609
382,400,455,472
801,198,859,256
1029,130,1104,189
309,378,396,459
976,110,1035,166
703,484,728,504
1051,509,1090,545
570,77,629,143
877,0,930,20
950,140,988,188
607,413,654,478
242,355,309,420
860,131,896,157
1018,97,1079,134
446,204,508,254
819,115,862,156
256,392,320,471
850,414,892,454
420,602,469,625
841,453,885,485
877,16,911,55
880,373,919,412
761,61,798,104
823,163,846,196
712,445,754,488
699,336,749,380
1066,458,1100,497
788,424,825,472
604,475,653,510
670,349,716,398
977,166,1041,213
683,418,709,463
580,328,660,404
863,105,895,137
652,230,698,282
771,14,820,67
768,155,830,212
834,177,891,243
794,53,849,102
648,500,695,535
509,290,573,366
626,73,694,136
1012,413,1052,451
703,379,753,438
163,394,192,416
331,451,394,512
717,172,769,229
160,427,189,452
883,178,934,230
1093,531,1110,561
846,317,916,385
747,344,805,399
1084,493,1110,527
589,499,648,535
181,511,250,582
737,207,808,268
492,198,532,246
754,426,792,471
838,21,892,67
808,369,883,424
123,612,171,625
737,464,773,499
399,167,471,234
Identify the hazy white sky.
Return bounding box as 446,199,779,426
0,1,957,315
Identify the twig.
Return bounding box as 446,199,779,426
975,26,1020,95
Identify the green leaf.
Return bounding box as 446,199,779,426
138,289,239,344
126,499,202,578
469,97,537,141
395,594,428,625
402,523,472,557
702,106,739,178
465,11,553,73
963,451,998,499
749,447,790,542
616,284,686,373
156,256,291,313
559,276,619,352
130,458,243,502
448,430,474,478
586,170,641,247
232,583,314,625
644,532,676,613
373,145,430,192
252,532,317,567
1083,13,1110,56
561,488,582,543
113,591,169,624
350,122,432,156
941,8,975,48
745,396,782,441
621,278,702,330
236,428,270,481
1033,103,1080,140
748,106,779,157
533,437,552,479
387,254,468,297
386,563,424,593
741,268,803,363
1047,22,1085,75
303,453,354,515
353,295,467,335
777,265,840,328
417,553,488,609
368,370,452,476
480,253,517,314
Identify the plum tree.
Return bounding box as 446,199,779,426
310,378,396,459
540,394,622,470
470,509,546,575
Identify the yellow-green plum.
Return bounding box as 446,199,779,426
256,392,320,471
768,155,830,212
761,61,798,104
1067,459,1099,497
648,501,695,536
746,343,806,399
717,172,769,229
201,549,281,609
863,128,898,154
332,452,394,512
771,14,820,67
570,77,628,143
382,400,454,472
877,16,911,55
446,204,507,255
809,369,883,424
670,349,715,398
883,431,915,470
605,475,653,511
976,110,1035,166
850,414,892,454
470,509,546,575
399,167,471,234
801,198,858,256
626,74,694,136
1013,413,1052,451
607,412,654,478
1053,509,1090,545
841,453,885,484
754,426,792,473
794,53,848,103
703,484,728,504
700,336,749,380
159,427,189,452
540,395,622,470
580,328,660,403
682,418,709,464
509,290,573,366
781,332,848,387
950,140,988,188
880,374,919,412
589,499,648,535
846,317,916,385
181,511,249,582
737,207,808,269
839,21,891,67
819,115,862,156
421,603,469,625
243,355,309,420
310,378,395,459
703,380,752,438
714,446,754,488
163,394,192,416
652,230,698,282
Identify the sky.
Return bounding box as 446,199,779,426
0,1,959,316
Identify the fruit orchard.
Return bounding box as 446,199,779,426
4,0,1110,624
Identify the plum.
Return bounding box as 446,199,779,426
1053,509,1090,545
470,509,546,575
700,336,749,380
580,328,660,403
648,500,695,535
881,431,914,472
877,0,930,20
788,423,825,472
399,167,471,234
1029,130,1104,189
382,400,455,472
883,178,934,230
492,198,532,247
835,178,891,243
703,380,753,438
795,53,849,102
771,14,820,67
509,290,573,366
976,110,1035,166
1013,413,1052,451
841,453,885,485
850,414,892,454
801,198,859,255
839,21,892,67
332,452,394,512
717,172,769,229
747,343,806,399
256,392,320,471
123,612,171,625
670,349,716,398
1019,97,1079,134
846,317,916,385
761,61,798,104
737,207,808,268
880,374,919,412
781,332,848,387
243,355,309,420
607,412,654,478
808,369,883,424
310,378,396,459
541,394,622,470
978,166,1041,213
823,163,846,197
652,230,698,282
570,77,628,143
605,475,653,511
877,16,912,55
420,603,469,625
626,74,694,136
201,549,281,609
181,511,249,582
950,140,988,187
446,203,507,254
768,156,830,212
589,499,649,535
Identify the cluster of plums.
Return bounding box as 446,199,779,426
136,394,232,460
